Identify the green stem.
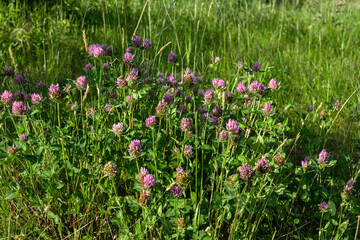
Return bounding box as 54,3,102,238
57,102,61,128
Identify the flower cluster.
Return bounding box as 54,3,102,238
251,61,261,72
212,105,222,117
274,153,285,166
132,35,142,48
85,63,93,73
36,81,46,92
268,79,279,90
163,93,173,104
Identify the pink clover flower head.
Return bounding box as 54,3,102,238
76,76,87,90
163,93,173,104
138,167,149,187
204,89,214,104
171,185,183,197
251,61,260,72
168,52,177,64
123,52,134,63
212,105,222,117
183,145,193,158
219,130,229,142
49,84,63,100
12,101,29,115
84,63,93,73
180,118,191,133
104,162,117,179
36,81,46,92
317,149,329,165
256,156,270,174
126,68,139,83
237,82,247,94
346,180,354,188
143,174,155,189
103,63,109,70
269,79,279,90
155,101,167,116
144,39,152,49
112,122,124,136
145,116,157,128
116,77,127,89
7,146,18,155
31,93,43,104
128,139,142,158
333,99,340,110
262,102,274,115
4,66,12,76
249,81,266,94
212,78,226,89
19,134,28,142
240,163,253,181
132,35,142,48
320,202,328,211
104,103,112,113
1,90,14,106
226,119,239,134
88,44,105,57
